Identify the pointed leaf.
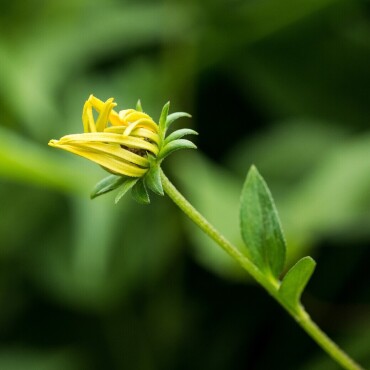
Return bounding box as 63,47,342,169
164,128,198,145
114,177,139,204
131,179,150,204
145,164,164,195
159,101,170,135
136,99,143,112
91,174,126,199
158,139,197,160
240,166,286,280
279,256,316,311
165,112,192,131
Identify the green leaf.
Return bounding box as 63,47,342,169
131,179,150,204
115,177,139,204
136,99,143,112
159,101,170,135
240,165,286,280
279,256,316,311
165,112,192,131
158,139,197,161
91,175,126,199
164,128,198,145
145,164,164,195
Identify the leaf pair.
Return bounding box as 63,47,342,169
240,166,316,312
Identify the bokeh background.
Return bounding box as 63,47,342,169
1,0,370,369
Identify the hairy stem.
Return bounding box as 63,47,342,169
160,169,363,370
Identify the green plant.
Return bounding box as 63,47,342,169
49,96,364,370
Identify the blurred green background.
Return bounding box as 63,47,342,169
1,0,370,369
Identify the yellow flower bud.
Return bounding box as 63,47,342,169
49,95,160,178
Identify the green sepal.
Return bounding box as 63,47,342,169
158,139,197,161
91,174,126,199
145,162,164,196
240,166,286,281
164,128,198,145
165,112,192,131
114,177,139,204
136,99,143,112
131,179,150,204
279,256,316,312
159,101,170,135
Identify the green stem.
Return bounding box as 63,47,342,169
160,169,363,370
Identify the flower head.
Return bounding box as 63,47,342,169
49,95,197,203
49,95,160,178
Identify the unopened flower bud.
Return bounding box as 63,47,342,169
49,95,160,178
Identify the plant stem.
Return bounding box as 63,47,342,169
297,315,363,370
160,169,363,370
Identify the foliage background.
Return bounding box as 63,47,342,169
0,0,369,369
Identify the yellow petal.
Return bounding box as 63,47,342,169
131,128,160,144
123,118,159,136
88,95,122,126
104,126,160,144
118,109,136,120
73,142,149,167
124,111,152,122
103,125,127,134
49,140,147,177
58,132,159,155
95,98,117,132
82,99,97,133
